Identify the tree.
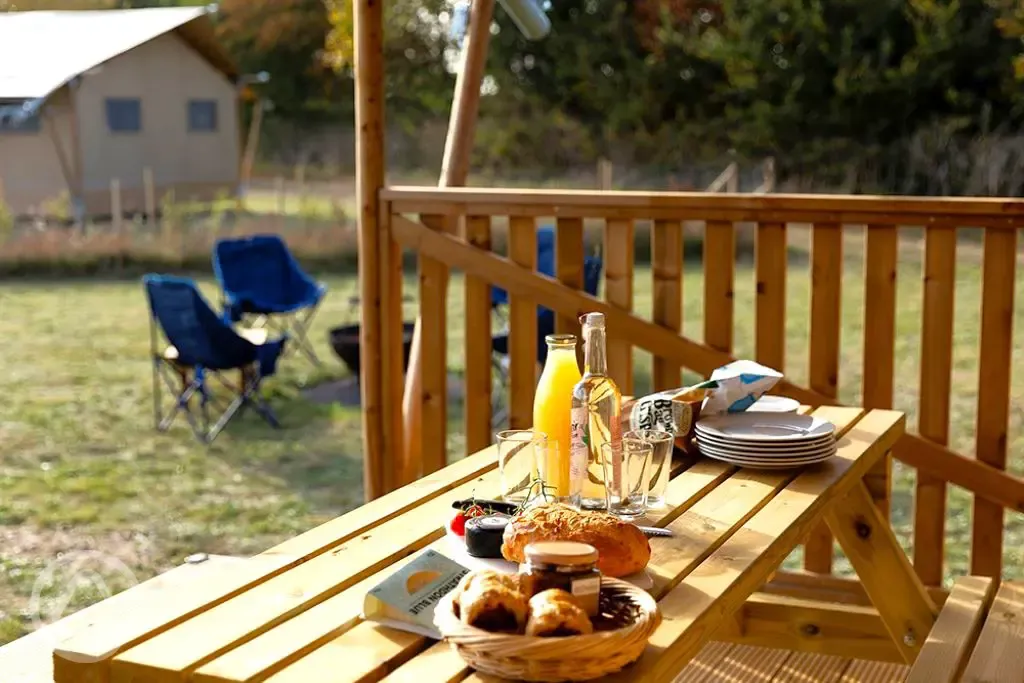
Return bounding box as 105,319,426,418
1,0,116,9
322,0,455,127
215,0,343,123
697,0,1023,167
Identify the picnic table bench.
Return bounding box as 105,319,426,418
1,405,1019,682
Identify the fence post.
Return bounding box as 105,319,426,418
726,162,739,193
598,158,613,191
143,167,156,228
275,175,285,230
111,178,123,268
762,157,776,192
295,163,307,214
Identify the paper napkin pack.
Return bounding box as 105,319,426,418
363,549,470,638
623,360,783,445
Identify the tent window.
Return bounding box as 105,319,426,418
0,110,41,133
188,100,217,132
106,98,141,133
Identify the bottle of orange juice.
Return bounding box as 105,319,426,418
532,334,582,505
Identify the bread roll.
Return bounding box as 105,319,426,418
525,589,593,637
452,570,528,633
501,504,650,578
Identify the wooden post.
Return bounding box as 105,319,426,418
356,0,387,499
143,167,156,227
401,0,495,484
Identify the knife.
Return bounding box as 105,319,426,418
636,525,674,538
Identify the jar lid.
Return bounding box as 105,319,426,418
524,541,599,566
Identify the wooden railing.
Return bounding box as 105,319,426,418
366,186,1024,585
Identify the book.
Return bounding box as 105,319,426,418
362,548,470,638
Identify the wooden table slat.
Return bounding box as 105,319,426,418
193,540,448,683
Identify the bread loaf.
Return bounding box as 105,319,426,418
501,504,650,578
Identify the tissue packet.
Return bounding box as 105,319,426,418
623,384,712,451
701,360,783,415
622,360,783,449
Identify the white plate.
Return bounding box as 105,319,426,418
442,523,655,591
696,450,831,466
692,436,835,456
746,395,801,414
696,438,836,458
698,451,835,467
696,413,835,443
697,442,835,468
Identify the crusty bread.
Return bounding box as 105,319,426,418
501,504,650,578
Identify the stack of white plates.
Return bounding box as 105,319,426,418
695,413,837,469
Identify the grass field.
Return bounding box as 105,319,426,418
1,229,1023,646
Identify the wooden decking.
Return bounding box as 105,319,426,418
0,637,910,683
676,643,907,683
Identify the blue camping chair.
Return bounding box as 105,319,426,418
144,275,288,443
490,226,603,425
212,235,327,366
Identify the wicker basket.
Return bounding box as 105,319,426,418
434,577,661,682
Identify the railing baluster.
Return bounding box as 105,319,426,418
379,202,405,492
704,220,736,354
804,222,843,574
755,222,787,371
971,227,1017,578
916,224,956,586
418,214,451,476
605,218,635,395
509,216,538,430
463,215,492,454
862,224,898,521
555,217,585,340
652,220,683,391
862,226,898,409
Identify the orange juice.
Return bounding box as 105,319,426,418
533,334,582,499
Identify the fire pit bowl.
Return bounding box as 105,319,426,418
329,322,416,376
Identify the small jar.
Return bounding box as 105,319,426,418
519,541,601,616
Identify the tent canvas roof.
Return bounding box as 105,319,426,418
0,6,236,101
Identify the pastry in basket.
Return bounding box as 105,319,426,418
525,589,594,637
501,504,651,578
452,569,529,633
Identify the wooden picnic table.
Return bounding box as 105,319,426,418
42,405,934,682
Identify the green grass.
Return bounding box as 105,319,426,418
0,275,367,643
1,230,1023,646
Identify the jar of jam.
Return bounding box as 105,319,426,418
519,541,601,616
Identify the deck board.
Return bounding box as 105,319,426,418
670,643,907,683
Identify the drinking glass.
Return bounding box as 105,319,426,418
496,430,548,503
625,429,674,509
600,438,653,519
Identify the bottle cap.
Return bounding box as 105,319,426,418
545,333,577,348
524,541,599,567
